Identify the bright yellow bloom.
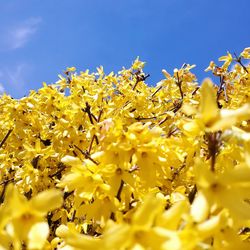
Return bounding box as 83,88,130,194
0,184,63,249
193,158,250,221
184,78,250,134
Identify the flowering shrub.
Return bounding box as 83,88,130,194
0,48,250,249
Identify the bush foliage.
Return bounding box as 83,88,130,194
0,48,250,249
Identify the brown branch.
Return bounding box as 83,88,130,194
97,109,103,122
169,157,187,181
171,100,183,113
188,185,197,204
207,132,221,172
151,86,163,98
116,180,124,202
234,52,249,73
0,129,13,148
158,116,170,126
49,163,67,178
83,102,94,124
88,134,99,154
74,145,99,165
167,127,179,137
216,76,229,107
135,116,157,121
0,177,14,203
132,73,150,90
63,191,74,200
191,86,200,96
0,177,14,186
176,72,184,99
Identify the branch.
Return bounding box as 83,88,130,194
74,145,99,165
132,72,150,90
234,52,249,73
0,129,13,148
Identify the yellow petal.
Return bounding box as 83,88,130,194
133,195,165,228
27,222,49,249
220,166,250,186
206,104,250,132
191,191,209,222
197,211,227,238
56,225,101,250
200,78,219,126
162,69,171,79
219,189,250,220
157,200,189,230
61,155,82,166
30,189,63,214
103,222,131,249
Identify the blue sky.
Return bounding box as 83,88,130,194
0,0,249,98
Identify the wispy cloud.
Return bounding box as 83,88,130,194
5,63,29,87
0,63,33,96
2,17,42,51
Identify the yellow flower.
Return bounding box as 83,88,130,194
184,78,250,134
66,67,76,72
240,47,250,59
57,194,167,250
219,52,233,69
0,184,63,249
193,158,250,221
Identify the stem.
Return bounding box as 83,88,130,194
191,86,199,96
49,163,66,178
83,102,94,124
234,53,249,73
188,185,197,204
0,129,13,148
151,86,163,98
74,145,99,165
176,72,184,99
116,180,124,202
132,73,150,90
88,134,99,153
207,132,221,172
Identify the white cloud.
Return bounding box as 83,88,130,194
0,63,33,96
5,63,31,88
2,17,42,50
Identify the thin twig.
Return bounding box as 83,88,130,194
132,73,150,90
234,52,249,73
151,86,163,98
0,129,13,148
191,86,200,96
74,145,99,165
116,180,124,202
0,177,14,203
0,177,14,186
158,116,169,126
188,185,197,204
97,109,103,122
49,163,67,178
207,132,221,172
88,134,99,153
176,72,184,99
83,102,94,124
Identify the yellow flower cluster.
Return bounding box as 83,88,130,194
0,49,250,249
